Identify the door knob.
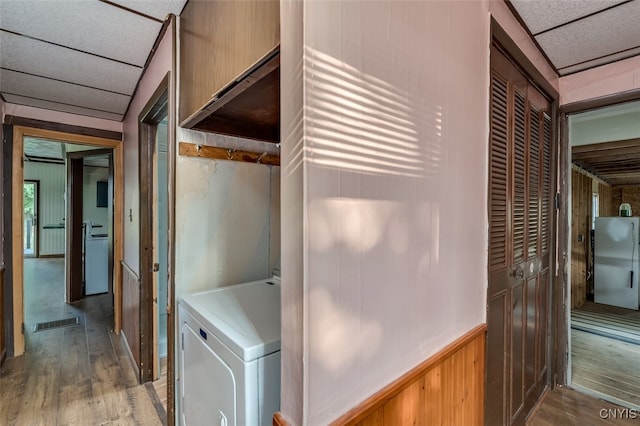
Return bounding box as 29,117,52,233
514,266,524,279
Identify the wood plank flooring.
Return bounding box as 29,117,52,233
571,329,640,406
0,258,162,426
151,357,168,412
528,387,640,425
570,301,640,408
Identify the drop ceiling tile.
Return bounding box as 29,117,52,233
536,1,640,69
0,0,162,66
108,0,187,21
510,0,624,34
0,31,142,95
1,69,130,113
559,45,640,75
2,93,124,122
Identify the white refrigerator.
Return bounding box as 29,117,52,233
594,216,640,310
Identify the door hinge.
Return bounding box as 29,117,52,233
21,323,25,335
555,192,561,210
153,263,160,272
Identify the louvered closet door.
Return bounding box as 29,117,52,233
486,48,554,426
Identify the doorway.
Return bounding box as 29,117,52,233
10,124,123,357
23,180,39,258
566,98,640,409
138,74,174,422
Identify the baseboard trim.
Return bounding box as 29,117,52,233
331,323,487,425
120,330,140,381
38,254,64,259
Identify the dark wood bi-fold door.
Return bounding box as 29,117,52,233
486,47,555,426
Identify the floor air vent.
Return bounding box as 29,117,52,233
34,317,80,332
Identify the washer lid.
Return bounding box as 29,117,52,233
180,278,281,362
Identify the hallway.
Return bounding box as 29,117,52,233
0,258,162,425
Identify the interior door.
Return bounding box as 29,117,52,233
486,46,555,425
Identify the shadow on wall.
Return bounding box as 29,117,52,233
301,42,448,385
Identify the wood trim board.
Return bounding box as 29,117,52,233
179,142,280,166
274,325,487,425
3,115,122,141
327,324,486,425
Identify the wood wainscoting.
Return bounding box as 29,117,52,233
571,168,591,309
273,324,486,426
121,261,141,379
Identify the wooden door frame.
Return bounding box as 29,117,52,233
138,70,177,424
488,18,561,419
66,148,114,302
139,75,169,385
557,89,640,387
22,179,40,258
10,125,123,356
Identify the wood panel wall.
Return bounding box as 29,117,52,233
121,261,140,375
571,169,591,308
314,325,486,426
598,183,615,217
618,187,640,216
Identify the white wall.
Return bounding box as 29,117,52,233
83,165,109,227
280,1,559,424
122,20,174,274
281,2,489,423
560,55,640,105
570,101,640,146
174,131,281,295
24,162,66,255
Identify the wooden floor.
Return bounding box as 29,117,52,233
0,258,163,426
151,357,168,416
528,387,639,425
571,301,640,408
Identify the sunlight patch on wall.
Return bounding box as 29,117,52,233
309,286,383,373
303,46,443,179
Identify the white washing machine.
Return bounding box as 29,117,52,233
178,277,281,426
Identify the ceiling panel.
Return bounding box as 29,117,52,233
1,69,130,114
535,1,640,69
0,0,162,67
559,45,640,75
510,0,623,35
0,30,142,95
2,94,124,122
109,0,187,21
